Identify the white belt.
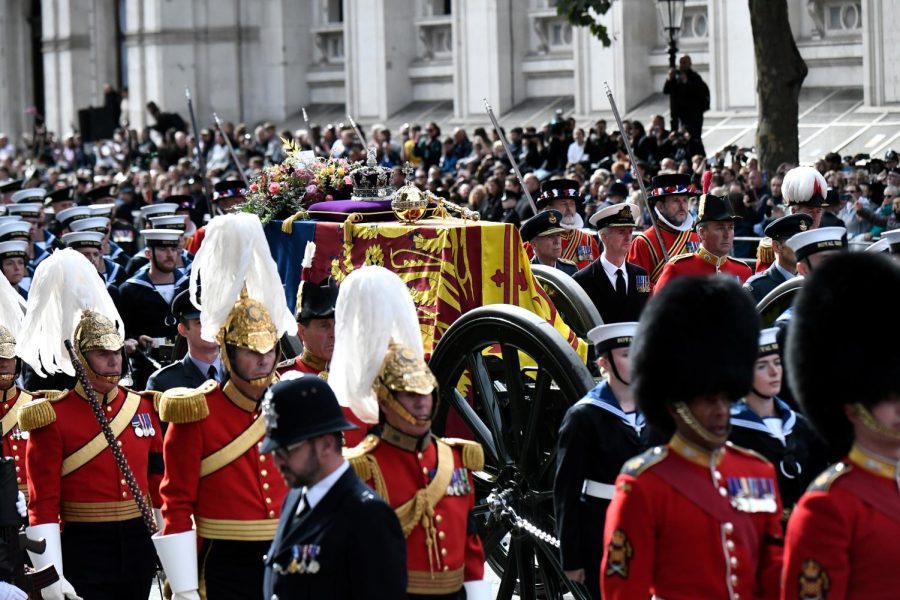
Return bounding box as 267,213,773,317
581,479,616,500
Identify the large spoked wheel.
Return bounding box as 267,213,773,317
530,264,603,339
756,278,804,327
430,305,595,600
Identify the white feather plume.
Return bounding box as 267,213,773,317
301,241,316,270
782,166,828,205
189,213,295,343
329,266,424,424
15,249,123,377
0,276,26,338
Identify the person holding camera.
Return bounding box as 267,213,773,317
662,55,710,153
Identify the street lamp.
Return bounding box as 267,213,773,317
657,0,685,133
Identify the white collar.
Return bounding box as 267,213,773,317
654,206,694,232
600,252,626,277
301,459,350,512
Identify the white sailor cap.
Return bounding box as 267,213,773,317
588,202,641,229
0,221,32,241
758,327,780,356
90,203,116,218
785,226,848,261
62,231,105,249
11,188,47,204
149,215,186,231
56,205,93,227
0,240,29,259
68,216,110,233
139,203,178,218
141,228,182,247
882,228,900,254
587,321,638,353
0,216,22,226
4,203,42,218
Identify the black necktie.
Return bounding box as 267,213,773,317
615,269,626,299
207,365,218,382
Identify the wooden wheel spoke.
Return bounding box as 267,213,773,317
499,344,526,444
447,388,499,464
480,520,510,558
496,540,519,600
514,536,537,600
520,368,552,469
466,352,512,464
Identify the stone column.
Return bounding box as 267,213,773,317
0,0,34,146
709,0,756,111
863,0,900,106
345,0,415,122
453,0,517,119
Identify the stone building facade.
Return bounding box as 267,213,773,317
1,0,898,147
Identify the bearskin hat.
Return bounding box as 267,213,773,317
786,253,900,455
631,276,759,435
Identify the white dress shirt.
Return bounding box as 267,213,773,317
600,253,627,294
296,459,351,515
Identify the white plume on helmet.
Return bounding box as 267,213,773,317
15,249,123,377
0,276,26,338
189,213,295,343
329,266,424,424
782,166,828,205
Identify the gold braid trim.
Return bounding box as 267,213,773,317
280,210,310,234
17,398,56,432
756,237,774,266
673,401,723,445
142,390,163,413
345,434,389,501
394,440,454,576
159,380,215,424
342,213,363,245
853,403,900,441
442,437,485,471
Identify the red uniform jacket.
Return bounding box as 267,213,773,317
525,228,600,271
781,445,900,600
348,430,485,595
627,223,700,285
2,386,31,494
654,247,753,293
24,384,163,525
601,435,783,600
185,226,205,255
276,356,368,448
159,380,288,542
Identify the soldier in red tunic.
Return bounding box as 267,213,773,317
329,266,490,599
655,193,753,292
152,213,297,600
0,279,29,500
601,276,783,600
781,252,900,600
17,249,163,600
626,173,700,287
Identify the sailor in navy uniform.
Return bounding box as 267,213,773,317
261,376,407,600
575,203,650,323
521,209,579,276
728,327,825,516
117,229,188,363
743,214,813,303
554,322,655,599
88,202,132,267
124,203,180,276
67,217,129,288
5,202,57,270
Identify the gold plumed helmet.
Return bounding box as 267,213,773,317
0,325,15,361
218,289,280,387
73,310,125,384
374,340,437,427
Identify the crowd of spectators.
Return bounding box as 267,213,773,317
2,97,898,258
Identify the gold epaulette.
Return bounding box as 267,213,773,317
31,389,67,401
442,437,485,471
141,390,163,413
558,258,577,266
726,441,772,464
159,379,216,424
344,434,388,501
17,398,57,432
669,253,694,264
276,357,296,370
807,462,851,493
621,446,668,477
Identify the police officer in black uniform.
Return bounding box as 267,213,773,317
261,376,407,600
743,213,813,303
554,322,655,599
521,209,578,275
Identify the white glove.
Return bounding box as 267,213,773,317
151,530,198,596
463,580,491,600
15,493,25,519
25,523,82,600
0,581,27,600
